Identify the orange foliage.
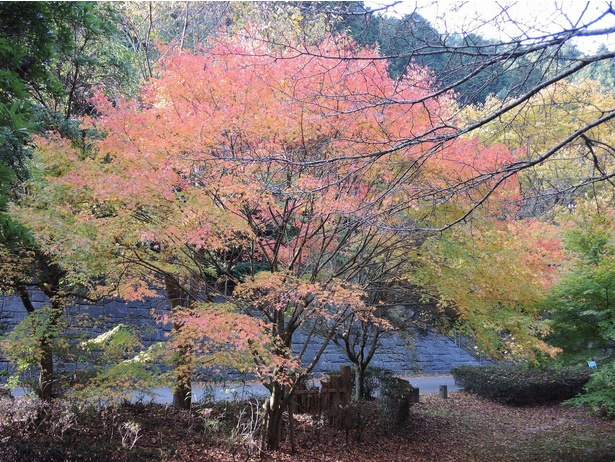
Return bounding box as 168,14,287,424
33,34,525,379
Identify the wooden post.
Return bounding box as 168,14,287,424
311,388,320,415
320,380,330,414
333,374,342,408
295,381,306,413
411,387,420,403
439,385,448,399
331,374,341,427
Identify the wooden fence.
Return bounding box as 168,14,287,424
292,365,352,416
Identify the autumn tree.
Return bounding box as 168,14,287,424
27,28,515,448
414,217,563,360
0,1,137,400
19,0,615,446
107,2,615,222
329,230,439,401
393,107,564,361
226,2,615,224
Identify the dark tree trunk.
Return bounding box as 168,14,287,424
172,327,192,410
18,287,58,401
354,364,366,401
164,274,193,410
39,340,54,400
261,325,294,451
262,382,286,451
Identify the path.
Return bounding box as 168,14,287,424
145,375,460,404
7,375,461,403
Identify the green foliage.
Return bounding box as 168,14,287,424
413,218,560,360
79,324,143,364
0,2,74,176
574,44,615,93
336,6,542,104
71,358,162,406
566,361,615,419
1,307,67,378
542,206,615,417
2,317,163,404
0,163,34,253
452,364,590,406
546,211,615,360
0,1,137,178
0,3,140,402
69,327,163,405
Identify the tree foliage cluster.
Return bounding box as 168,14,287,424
1,0,615,452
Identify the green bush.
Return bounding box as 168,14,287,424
379,376,415,428
566,361,615,419
360,366,394,400
451,364,590,406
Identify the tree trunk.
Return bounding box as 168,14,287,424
39,339,54,400
164,274,192,410
172,377,191,409
39,302,63,401
19,287,59,401
262,382,286,451
172,330,192,410
354,364,366,401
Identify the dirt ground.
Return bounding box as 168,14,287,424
1,392,614,461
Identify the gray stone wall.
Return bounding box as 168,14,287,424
1,293,483,378
295,330,482,375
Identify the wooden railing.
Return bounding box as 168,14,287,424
292,365,352,416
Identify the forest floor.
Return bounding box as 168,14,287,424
1,392,614,461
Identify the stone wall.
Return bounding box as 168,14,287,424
295,330,483,375
0,293,483,378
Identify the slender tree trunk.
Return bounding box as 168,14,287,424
172,321,192,410
164,274,192,410
354,364,366,401
18,287,58,401
39,301,63,401
261,317,296,451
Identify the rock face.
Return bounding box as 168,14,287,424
0,293,483,378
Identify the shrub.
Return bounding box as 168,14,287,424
0,395,78,440
379,376,415,428
566,360,615,419
451,364,590,406
361,366,394,400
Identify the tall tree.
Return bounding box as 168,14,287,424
0,2,134,400
236,2,615,225
27,31,506,447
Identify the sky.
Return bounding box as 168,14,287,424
365,1,615,52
